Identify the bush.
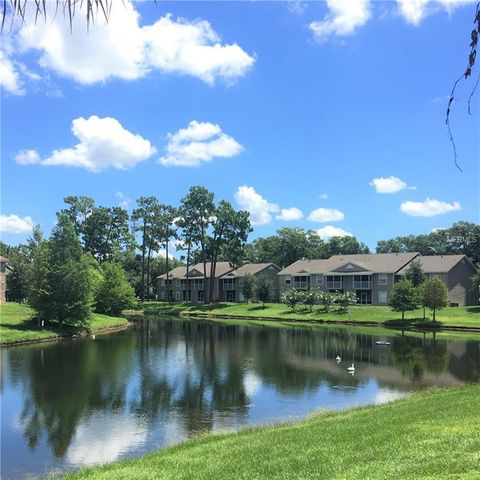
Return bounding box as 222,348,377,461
96,262,136,315
318,291,335,312
282,289,302,310
302,289,319,312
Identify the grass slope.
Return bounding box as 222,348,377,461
66,385,480,480
142,302,480,330
0,303,128,345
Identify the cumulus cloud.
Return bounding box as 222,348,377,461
276,207,304,221
308,207,345,222
0,50,25,95
0,214,35,233
159,120,243,167
16,4,255,86
16,116,156,172
14,149,41,165
400,198,461,217
235,186,279,226
370,176,414,194
115,191,131,210
396,0,476,25
316,225,353,240
309,0,371,40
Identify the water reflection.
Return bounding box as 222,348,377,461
1,318,479,479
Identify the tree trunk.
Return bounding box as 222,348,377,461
166,241,170,303
432,307,436,322
140,220,147,302
186,242,191,302
402,309,405,320
146,243,152,302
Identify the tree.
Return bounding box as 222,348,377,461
389,279,419,320
282,289,301,310
302,289,318,312
324,236,370,257
422,278,449,322
254,277,271,308
61,195,95,240
472,266,480,304
180,186,214,302
132,196,158,302
405,258,426,287
318,291,335,312
29,214,92,328
241,274,255,303
336,292,357,313
95,262,136,315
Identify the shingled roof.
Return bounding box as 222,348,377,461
220,263,280,278
397,255,471,274
278,252,419,275
157,262,235,279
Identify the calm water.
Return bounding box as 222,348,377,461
1,317,479,479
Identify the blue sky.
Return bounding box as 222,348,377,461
1,0,479,251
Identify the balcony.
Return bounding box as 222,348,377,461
326,276,343,290
353,280,371,289
293,281,309,289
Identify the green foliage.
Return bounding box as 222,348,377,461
241,274,255,303
28,215,93,328
302,289,318,312
405,258,426,287
281,289,302,310
422,278,449,321
389,279,419,320
318,291,335,312
376,221,480,264
95,262,137,315
335,291,357,312
254,277,272,307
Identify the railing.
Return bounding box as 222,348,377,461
353,281,371,289
326,281,343,289
293,281,309,289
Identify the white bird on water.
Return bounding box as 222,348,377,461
336,355,341,362
347,363,355,372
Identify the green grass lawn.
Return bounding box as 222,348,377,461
66,385,480,480
0,303,128,345
142,301,480,330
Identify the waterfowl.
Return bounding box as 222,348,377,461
336,355,341,362
347,363,355,372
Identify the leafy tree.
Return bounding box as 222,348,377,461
282,289,301,310
254,277,271,308
302,289,318,312
472,266,480,304
335,292,357,313
422,278,449,322
324,236,370,257
405,258,426,287
29,215,92,328
389,279,419,320
61,195,95,240
241,274,255,303
318,291,335,312
95,262,136,315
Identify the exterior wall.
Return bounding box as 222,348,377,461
446,260,477,306
0,261,6,304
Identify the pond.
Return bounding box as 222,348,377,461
1,317,479,479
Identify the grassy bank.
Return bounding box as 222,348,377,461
0,303,128,346
66,385,480,480
142,301,480,330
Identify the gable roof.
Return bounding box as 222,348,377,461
157,262,235,279
220,263,281,278
398,255,472,274
0,255,8,262
279,253,419,275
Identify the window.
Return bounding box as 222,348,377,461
378,291,388,303
285,275,291,285
379,274,388,286
316,275,324,286
222,278,235,289
175,279,180,287
293,276,309,289
175,291,180,300
346,264,354,269
353,275,371,289
193,279,204,289
180,279,187,288
326,276,343,289
197,290,205,302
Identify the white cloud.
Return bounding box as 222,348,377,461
159,120,243,167
370,176,415,194
400,198,461,217
309,0,371,40
396,0,476,25
287,0,308,15
115,191,131,210
316,225,353,240
0,214,35,233
0,50,25,95
308,207,345,222
16,116,156,172
14,149,41,165
234,186,279,226
276,207,304,221
16,4,254,86
319,193,329,200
